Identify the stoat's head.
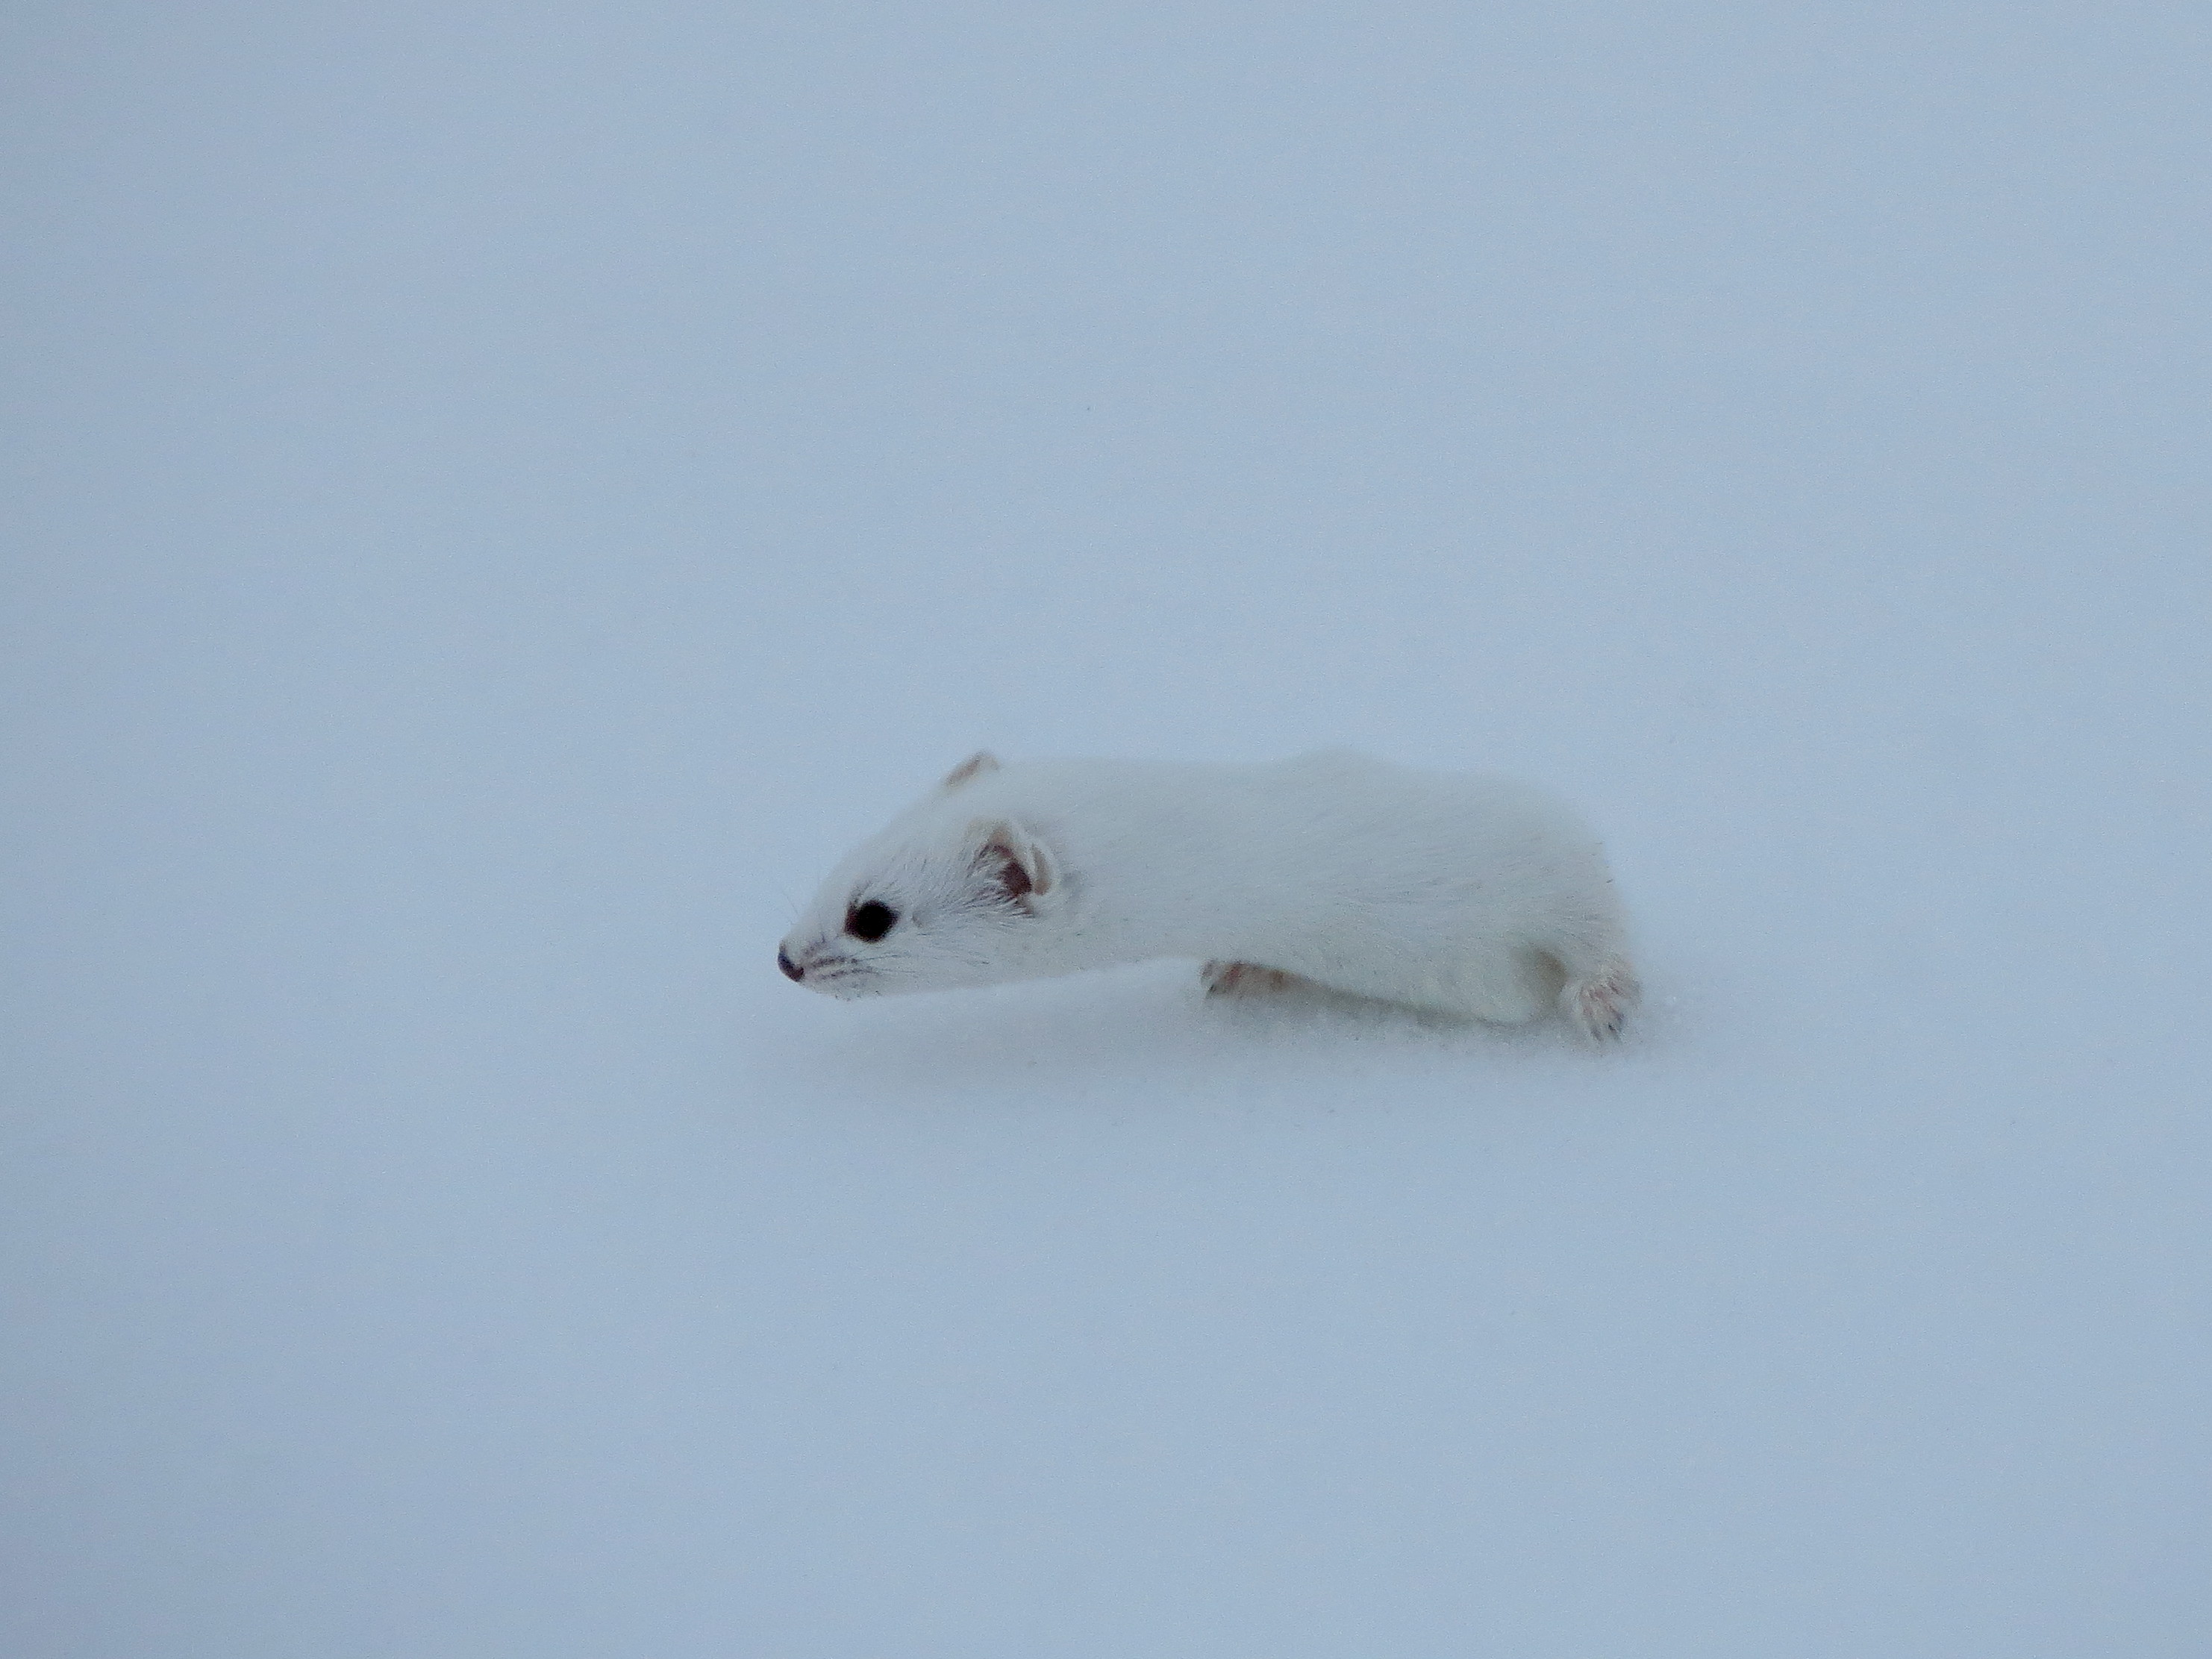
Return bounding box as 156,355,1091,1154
777,752,1064,999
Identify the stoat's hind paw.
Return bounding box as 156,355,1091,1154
1202,960,1305,998
1563,961,1641,1042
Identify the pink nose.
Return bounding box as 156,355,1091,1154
777,948,804,982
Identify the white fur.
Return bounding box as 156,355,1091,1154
778,750,1640,1040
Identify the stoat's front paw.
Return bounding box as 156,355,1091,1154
1202,960,1302,998
1563,963,1641,1042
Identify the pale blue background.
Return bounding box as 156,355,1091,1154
4,4,2208,1655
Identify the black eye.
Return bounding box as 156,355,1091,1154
845,899,898,942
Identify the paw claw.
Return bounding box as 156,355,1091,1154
1564,962,1640,1043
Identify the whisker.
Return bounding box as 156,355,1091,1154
770,877,803,922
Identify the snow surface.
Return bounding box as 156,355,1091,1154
4,4,2208,1655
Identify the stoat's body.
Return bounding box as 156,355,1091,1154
778,750,1640,1040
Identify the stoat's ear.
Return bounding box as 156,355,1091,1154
972,820,1056,909
942,751,1001,790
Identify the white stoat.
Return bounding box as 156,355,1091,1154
778,750,1640,1040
